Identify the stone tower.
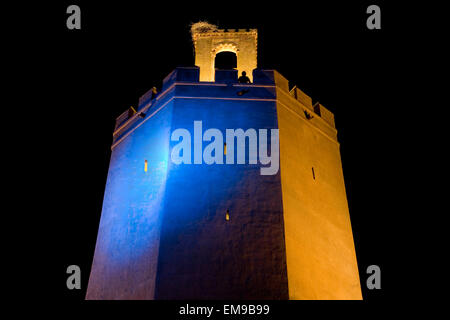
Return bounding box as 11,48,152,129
192,27,257,82
86,26,362,300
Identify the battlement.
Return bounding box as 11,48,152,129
288,84,335,129
192,28,258,37
257,70,336,130
114,67,336,143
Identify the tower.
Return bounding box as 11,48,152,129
86,26,362,300
192,27,257,82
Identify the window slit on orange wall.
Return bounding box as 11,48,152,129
312,167,315,180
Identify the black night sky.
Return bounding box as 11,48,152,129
16,0,415,316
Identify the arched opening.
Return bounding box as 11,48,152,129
214,51,237,70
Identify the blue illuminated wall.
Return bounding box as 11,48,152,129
86,67,289,299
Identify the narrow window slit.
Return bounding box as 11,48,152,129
224,142,227,155
312,167,315,180
226,209,230,221
144,160,148,172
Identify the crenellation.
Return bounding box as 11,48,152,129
288,85,335,128
273,70,289,92
315,103,335,128
294,87,313,110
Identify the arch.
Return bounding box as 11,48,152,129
211,43,239,77
212,42,239,55
214,51,237,70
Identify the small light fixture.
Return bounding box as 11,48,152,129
224,142,227,155
304,110,314,120
237,89,249,96
226,209,230,221
144,160,148,172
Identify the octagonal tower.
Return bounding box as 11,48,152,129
86,25,362,300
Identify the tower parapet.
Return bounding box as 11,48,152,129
289,86,336,129
115,68,337,146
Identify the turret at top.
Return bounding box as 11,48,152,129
191,22,257,82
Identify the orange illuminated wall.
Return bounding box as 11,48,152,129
274,71,362,299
